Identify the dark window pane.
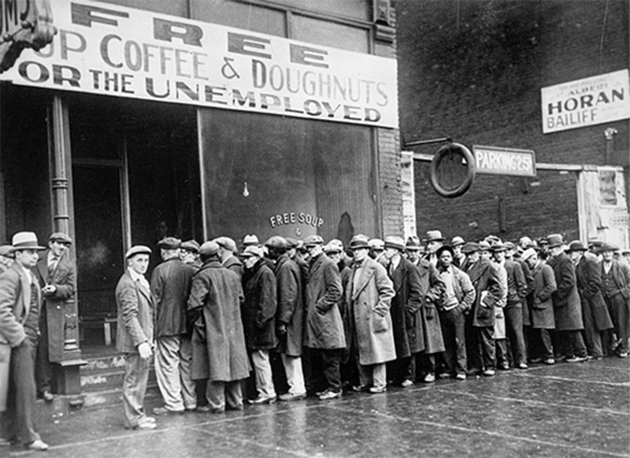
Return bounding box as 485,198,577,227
192,0,286,37
292,15,369,53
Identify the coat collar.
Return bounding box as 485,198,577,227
351,257,377,300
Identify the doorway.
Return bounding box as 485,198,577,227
70,95,201,346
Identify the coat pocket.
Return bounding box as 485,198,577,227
373,314,389,333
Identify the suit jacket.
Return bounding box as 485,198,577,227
601,260,630,300
35,250,75,361
150,258,196,337
466,258,505,328
116,270,154,354
547,252,583,331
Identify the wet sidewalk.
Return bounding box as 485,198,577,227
6,357,630,457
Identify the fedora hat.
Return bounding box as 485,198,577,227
546,234,564,248
451,236,465,247
384,236,405,251
566,240,587,252
462,242,480,254
11,232,45,252
521,248,537,262
490,242,506,252
425,230,444,242
478,240,491,252
242,234,259,246
405,235,422,250
349,234,370,250
597,243,619,253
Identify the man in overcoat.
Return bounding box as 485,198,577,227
116,245,156,430
34,232,75,402
346,235,396,393
0,232,48,451
545,234,587,362
521,248,557,364
214,236,243,279
382,236,423,387
187,242,250,412
464,242,505,376
150,237,197,415
266,236,305,401
599,243,630,357
567,241,612,359
303,235,344,400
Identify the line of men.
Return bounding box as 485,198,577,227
116,228,630,432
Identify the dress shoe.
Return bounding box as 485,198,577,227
423,373,435,383
27,439,49,451
127,418,157,430
352,385,370,393
248,395,277,405
401,379,414,388
455,373,467,381
566,356,587,363
368,385,386,394
226,403,244,411
517,363,528,370
544,358,556,365
153,407,184,416
482,369,495,377
41,391,54,403
618,352,628,358
318,390,341,400
279,392,307,402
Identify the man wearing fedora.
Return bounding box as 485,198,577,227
0,231,49,451
567,241,613,360
34,232,75,403
599,243,630,357
451,236,467,269
347,234,396,393
546,234,587,362
405,236,424,267
150,237,197,415
116,245,156,430
424,230,444,267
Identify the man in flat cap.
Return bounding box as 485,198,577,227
187,242,249,412
599,243,630,357
34,232,75,403
116,245,156,430
214,236,243,279
150,237,198,415
180,240,202,270
0,232,49,451
0,246,13,274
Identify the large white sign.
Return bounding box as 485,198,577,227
541,69,630,133
0,0,399,128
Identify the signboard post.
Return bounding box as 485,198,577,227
472,145,537,177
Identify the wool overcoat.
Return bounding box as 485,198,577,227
242,260,278,351
547,252,584,331
466,258,505,328
388,256,423,358
529,261,557,329
417,260,446,354
274,254,303,356
576,255,613,332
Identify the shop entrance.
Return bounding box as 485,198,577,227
70,95,202,347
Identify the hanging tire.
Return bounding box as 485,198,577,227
430,142,476,198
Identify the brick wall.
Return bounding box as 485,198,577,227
397,0,629,244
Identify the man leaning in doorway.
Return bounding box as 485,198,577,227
150,237,197,415
34,232,75,403
0,231,49,451
116,245,156,430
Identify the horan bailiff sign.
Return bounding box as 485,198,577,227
472,145,536,178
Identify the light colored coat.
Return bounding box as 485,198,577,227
347,257,396,365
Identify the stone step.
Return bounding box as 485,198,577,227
81,367,157,392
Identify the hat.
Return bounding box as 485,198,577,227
199,241,220,258
451,236,465,247
157,237,181,250
324,239,344,254
181,240,200,253
587,237,604,249
243,234,259,246
490,242,506,252
521,248,537,262
241,245,264,258
425,230,444,242
384,236,405,251
349,234,370,250
214,236,237,252
285,237,299,249
519,236,532,247
265,236,288,250
566,240,587,252
485,235,501,245
49,232,72,245
478,241,491,252
622,249,630,255
405,235,422,250
0,245,14,259
546,234,564,248
11,232,45,252
125,245,152,259
368,238,385,250
597,243,619,253
462,242,480,254
304,235,324,247
436,245,455,259
504,242,515,250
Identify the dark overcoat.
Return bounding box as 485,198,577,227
466,258,505,328
274,254,303,356
388,256,423,358
242,260,278,351
518,259,535,326
576,256,613,332
115,271,154,354
547,252,583,331
347,257,396,365
529,261,556,329
417,260,446,354
36,251,75,362
150,258,196,337
304,253,345,350
223,255,244,279
187,261,249,382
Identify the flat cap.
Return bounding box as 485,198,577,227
504,241,516,250
304,235,324,246
265,236,288,250
125,245,152,259
199,241,220,258
181,240,200,253
49,232,72,245
384,236,405,251
521,248,537,262
241,245,264,258
462,242,480,254
157,237,181,249
324,239,344,254
214,236,237,252
368,238,385,250
0,245,14,258
478,241,491,252
285,237,299,249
